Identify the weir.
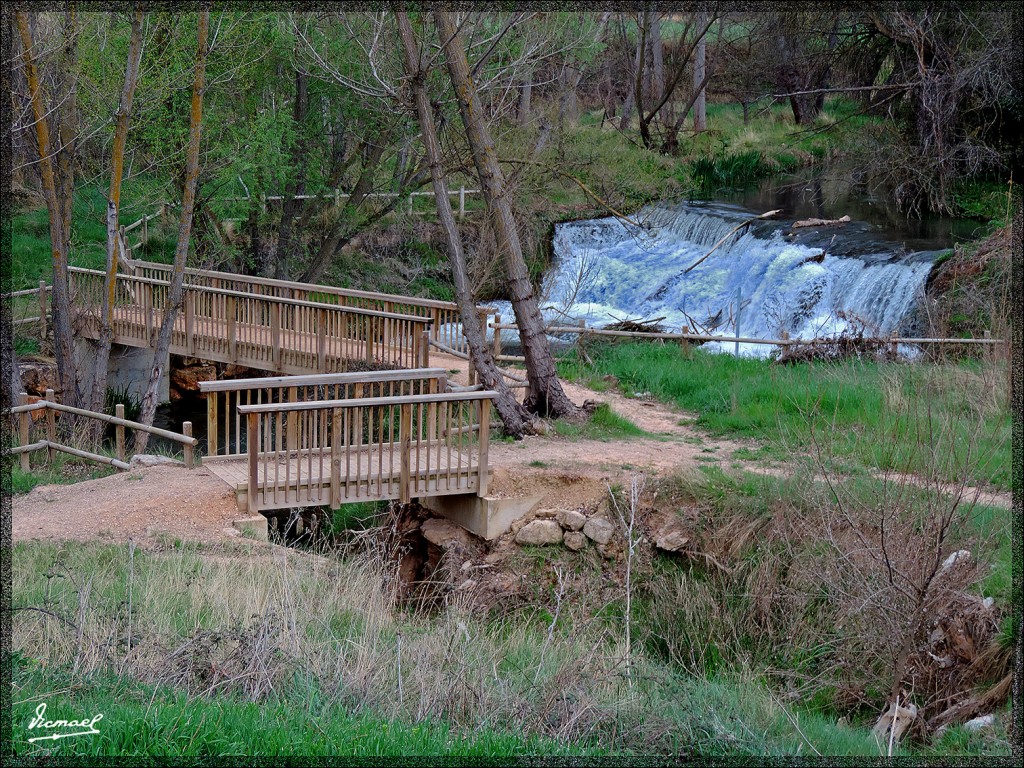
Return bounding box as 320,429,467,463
543,202,943,356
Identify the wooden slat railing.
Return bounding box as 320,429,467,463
10,389,197,472
68,267,433,373
198,367,450,458
124,259,495,357
237,390,494,513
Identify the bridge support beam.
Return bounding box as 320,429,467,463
420,492,543,541
76,338,169,404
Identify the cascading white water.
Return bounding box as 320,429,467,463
518,201,939,357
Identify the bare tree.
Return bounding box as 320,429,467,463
135,7,210,452
89,7,145,435
15,9,81,407
692,11,707,132
434,8,579,419
395,10,530,436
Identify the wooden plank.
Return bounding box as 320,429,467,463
198,368,449,393
115,404,125,462
208,392,219,457
477,401,490,496
331,408,342,507
43,441,131,470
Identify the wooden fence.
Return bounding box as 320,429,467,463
10,388,197,472
198,367,450,458
68,267,433,373
236,390,495,512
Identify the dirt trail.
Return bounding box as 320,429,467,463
12,351,1009,547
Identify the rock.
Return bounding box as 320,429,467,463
563,531,587,551
963,714,995,732
130,454,181,468
223,363,262,379
19,363,60,397
655,529,690,552
556,509,587,531
421,518,476,550
583,517,615,545
515,520,563,546
871,701,918,745
941,549,971,572
170,363,217,395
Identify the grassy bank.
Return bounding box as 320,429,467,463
558,343,1013,491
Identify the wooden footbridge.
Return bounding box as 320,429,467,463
12,261,517,536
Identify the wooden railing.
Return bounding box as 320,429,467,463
123,260,495,358
10,388,198,472
68,267,433,373
237,390,494,512
198,368,450,458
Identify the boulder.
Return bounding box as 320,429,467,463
583,517,615,545
556,509,587,531
420,518,476,551
515,520,564,546
19,363,60,397
563,531,587,551
170,363,217,395
130,454,181,468
654,529,690,553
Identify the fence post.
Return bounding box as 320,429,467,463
459,185,465,217
420,330,430,368
208,393,219,458
115,404,125,463
142,215,149,246
492,313,502,359
18,392,31,472
183,422,193,468
366,316,375,365
317,308,327,372
38,280,47,340
44,388,56,462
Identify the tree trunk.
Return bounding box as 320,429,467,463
649,10,669,128
2,301,20,413
135,8,209,453
693,12,707,133
90,8,145,439
272,66,309,281
517,72,532,127
16,10,80,407
433,8,579,420
396,12,529,437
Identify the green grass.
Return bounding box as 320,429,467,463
558,342,1012,491
10,655,598,758
7,454,119,494
554,402,648,440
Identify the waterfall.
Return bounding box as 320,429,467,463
527,201,939,357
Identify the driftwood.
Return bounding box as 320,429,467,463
603,315,667,333
792,214,850,229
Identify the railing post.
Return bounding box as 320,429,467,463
492,313,502,359
399,403,412,504
420,330,430,368
287,387,298,449
115,404,125,463
18,392,31,473
477,399,491,496
143,281,154,343
38,280,47,340
185,291,196,355
271,302,282,370
208,392,219,457
247,412,259,514
459,185,465,217
366,316,375,365
330,407,341,508
44,389,56,462
227,295,238,362
317,308,327,372
183,422,194,468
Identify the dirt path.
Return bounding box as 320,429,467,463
12,352,1010,547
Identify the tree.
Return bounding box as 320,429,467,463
433,8,579,419
135,7,209,453
89,7,145,437
15,9,81,407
